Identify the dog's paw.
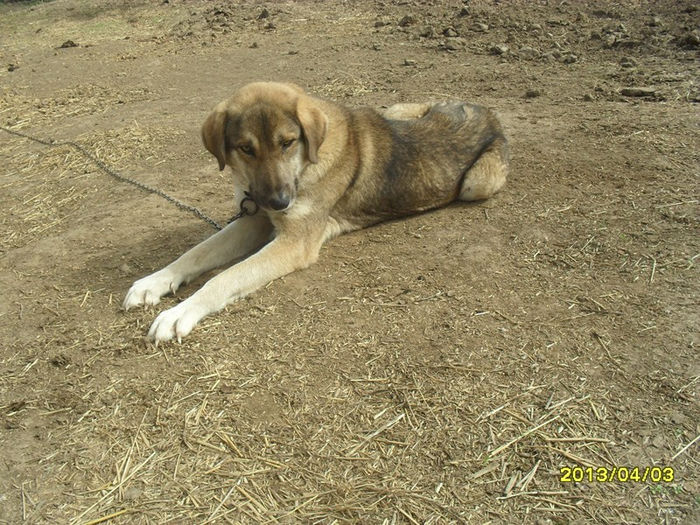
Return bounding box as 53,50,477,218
123,269,180,310
147,299,208,343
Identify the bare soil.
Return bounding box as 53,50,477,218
1,1,698,523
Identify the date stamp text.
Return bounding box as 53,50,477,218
560,466,674,483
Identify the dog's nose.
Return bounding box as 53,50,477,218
267,193,290,211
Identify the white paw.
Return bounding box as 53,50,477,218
147,299,208,343
123,269,181,310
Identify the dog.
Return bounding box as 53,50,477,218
123,82,509,342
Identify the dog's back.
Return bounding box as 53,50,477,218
331,101,508,227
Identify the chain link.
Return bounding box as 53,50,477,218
1,125,257,230
227,195,259,224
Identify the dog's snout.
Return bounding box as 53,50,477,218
267,193,291,211
250,184,294,212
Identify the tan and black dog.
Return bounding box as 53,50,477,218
123,82,509,342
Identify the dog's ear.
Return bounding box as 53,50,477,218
297,98,328,164
201,108,229,171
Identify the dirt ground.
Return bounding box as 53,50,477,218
0,0,698,523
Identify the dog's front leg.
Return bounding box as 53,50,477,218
147,227,323,343
123,213,272,310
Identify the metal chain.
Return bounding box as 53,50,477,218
1,125,257,230
227,195,259,224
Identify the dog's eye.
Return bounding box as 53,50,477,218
281,138,296,151
238,145,254,156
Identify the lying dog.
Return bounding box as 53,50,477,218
123,82,508,342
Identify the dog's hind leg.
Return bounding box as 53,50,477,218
459,135,509,201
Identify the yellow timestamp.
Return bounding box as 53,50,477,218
560,466,674,483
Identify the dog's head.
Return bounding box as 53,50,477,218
201,82,328,212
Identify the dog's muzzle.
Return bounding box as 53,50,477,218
260,189,293,211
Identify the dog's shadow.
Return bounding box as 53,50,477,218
75,198,494,311
77,218,228,304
